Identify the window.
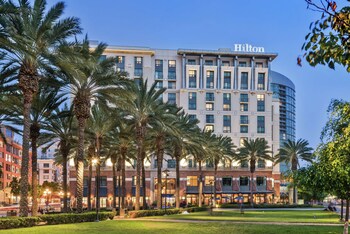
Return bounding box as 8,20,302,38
188,158,197,168
83,177,88,187
134,57,143,76
205,60,213,66
223,115,231,133
257,73,265,90
206,71,214,89
222,61,230,66
205,125,214,132
222,177,232,186
256,176,265,186
187,59,196,65
188,115,197,121
206,92,214,102
257,116,265,133
240,125,248,133
258,159,266,168
168,81,176,89
206,115,214,123
206,103,214,111
168,93,176,105
187,176,198,186
155,71,163,79
240,137,248,147
240,93,248,102
188,70,197,88
240,176,249,186
100,176,107,187
223,93,231,111
155,81,163,88
168,60,176,67
168,71,176,80
240,115,248,124
223,71,231,89
132,176,142,186
44,169,49,174
240,103,248,111
240,72,248,90
43,163,50,168
116,56,125,72
205,176,214,186
135,57,143,65
239,61,247,67
256,62,263,68
43,175,49,180
134,68,143,76
188,92,197,110
257,94,265,112
167,159,176,168
155,59,163,67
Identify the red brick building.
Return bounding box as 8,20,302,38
0,126,32,204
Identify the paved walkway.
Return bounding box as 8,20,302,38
123,218,344,226
214,208,325,211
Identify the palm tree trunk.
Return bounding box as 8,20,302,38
341,200,344,221
121,151,126,215
346,199,349,222
293,185,297,204
156,137,164,210
198,160,203,207
87,162,92,211
142,151,147,209
213,163,217,206
76,118,86,213
117,169,121,211
135,125,145,210
96,163,100,215
19,99,32,217
112,162,117,210
30,123,40,217
62,152,68,213
250,172,254,208
175,148,180,209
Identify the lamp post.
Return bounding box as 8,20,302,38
92,158,100,222
210,180,214,215
163,169,169,213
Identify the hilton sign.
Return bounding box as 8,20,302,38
234,44,265,53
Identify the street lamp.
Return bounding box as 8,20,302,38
92,157,100,222
163,169,169,213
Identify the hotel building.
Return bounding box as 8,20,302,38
68,44,295,208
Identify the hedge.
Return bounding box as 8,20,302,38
219,203,324,209
128,207,208,218
40,212,115,225
0,212,115,229
0,217,40,229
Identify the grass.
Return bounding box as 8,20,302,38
0,220,343,234
142,210,341,223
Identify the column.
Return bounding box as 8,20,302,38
234,56,238,89
216,55,221,89
250,57,255,90
199,54,204,89
182,54,186,88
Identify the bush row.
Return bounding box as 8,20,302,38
128,207,208,218
219,203,323,209
0,212,115,229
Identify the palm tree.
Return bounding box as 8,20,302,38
237,138,273,207
58,39,129,212
40,104,76,213
3,88,66,216
125,79,167,210
275,139,313,204
0,0,81,216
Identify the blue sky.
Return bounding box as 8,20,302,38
48,0,350,149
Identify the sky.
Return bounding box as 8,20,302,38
46,0,350,149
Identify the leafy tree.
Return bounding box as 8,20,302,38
275,139,314,204
303,0,350,71
237,138,273,207
9,177,20,197
0,0,81,216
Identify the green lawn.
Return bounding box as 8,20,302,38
0,220,343,234
143,210,341,223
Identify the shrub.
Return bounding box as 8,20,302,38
128,207,208,218
40,211,115,225
0,217,40,229
219,203,323,209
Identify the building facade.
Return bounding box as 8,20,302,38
0,126,31,204
38,158,62,185
68,44,295,208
